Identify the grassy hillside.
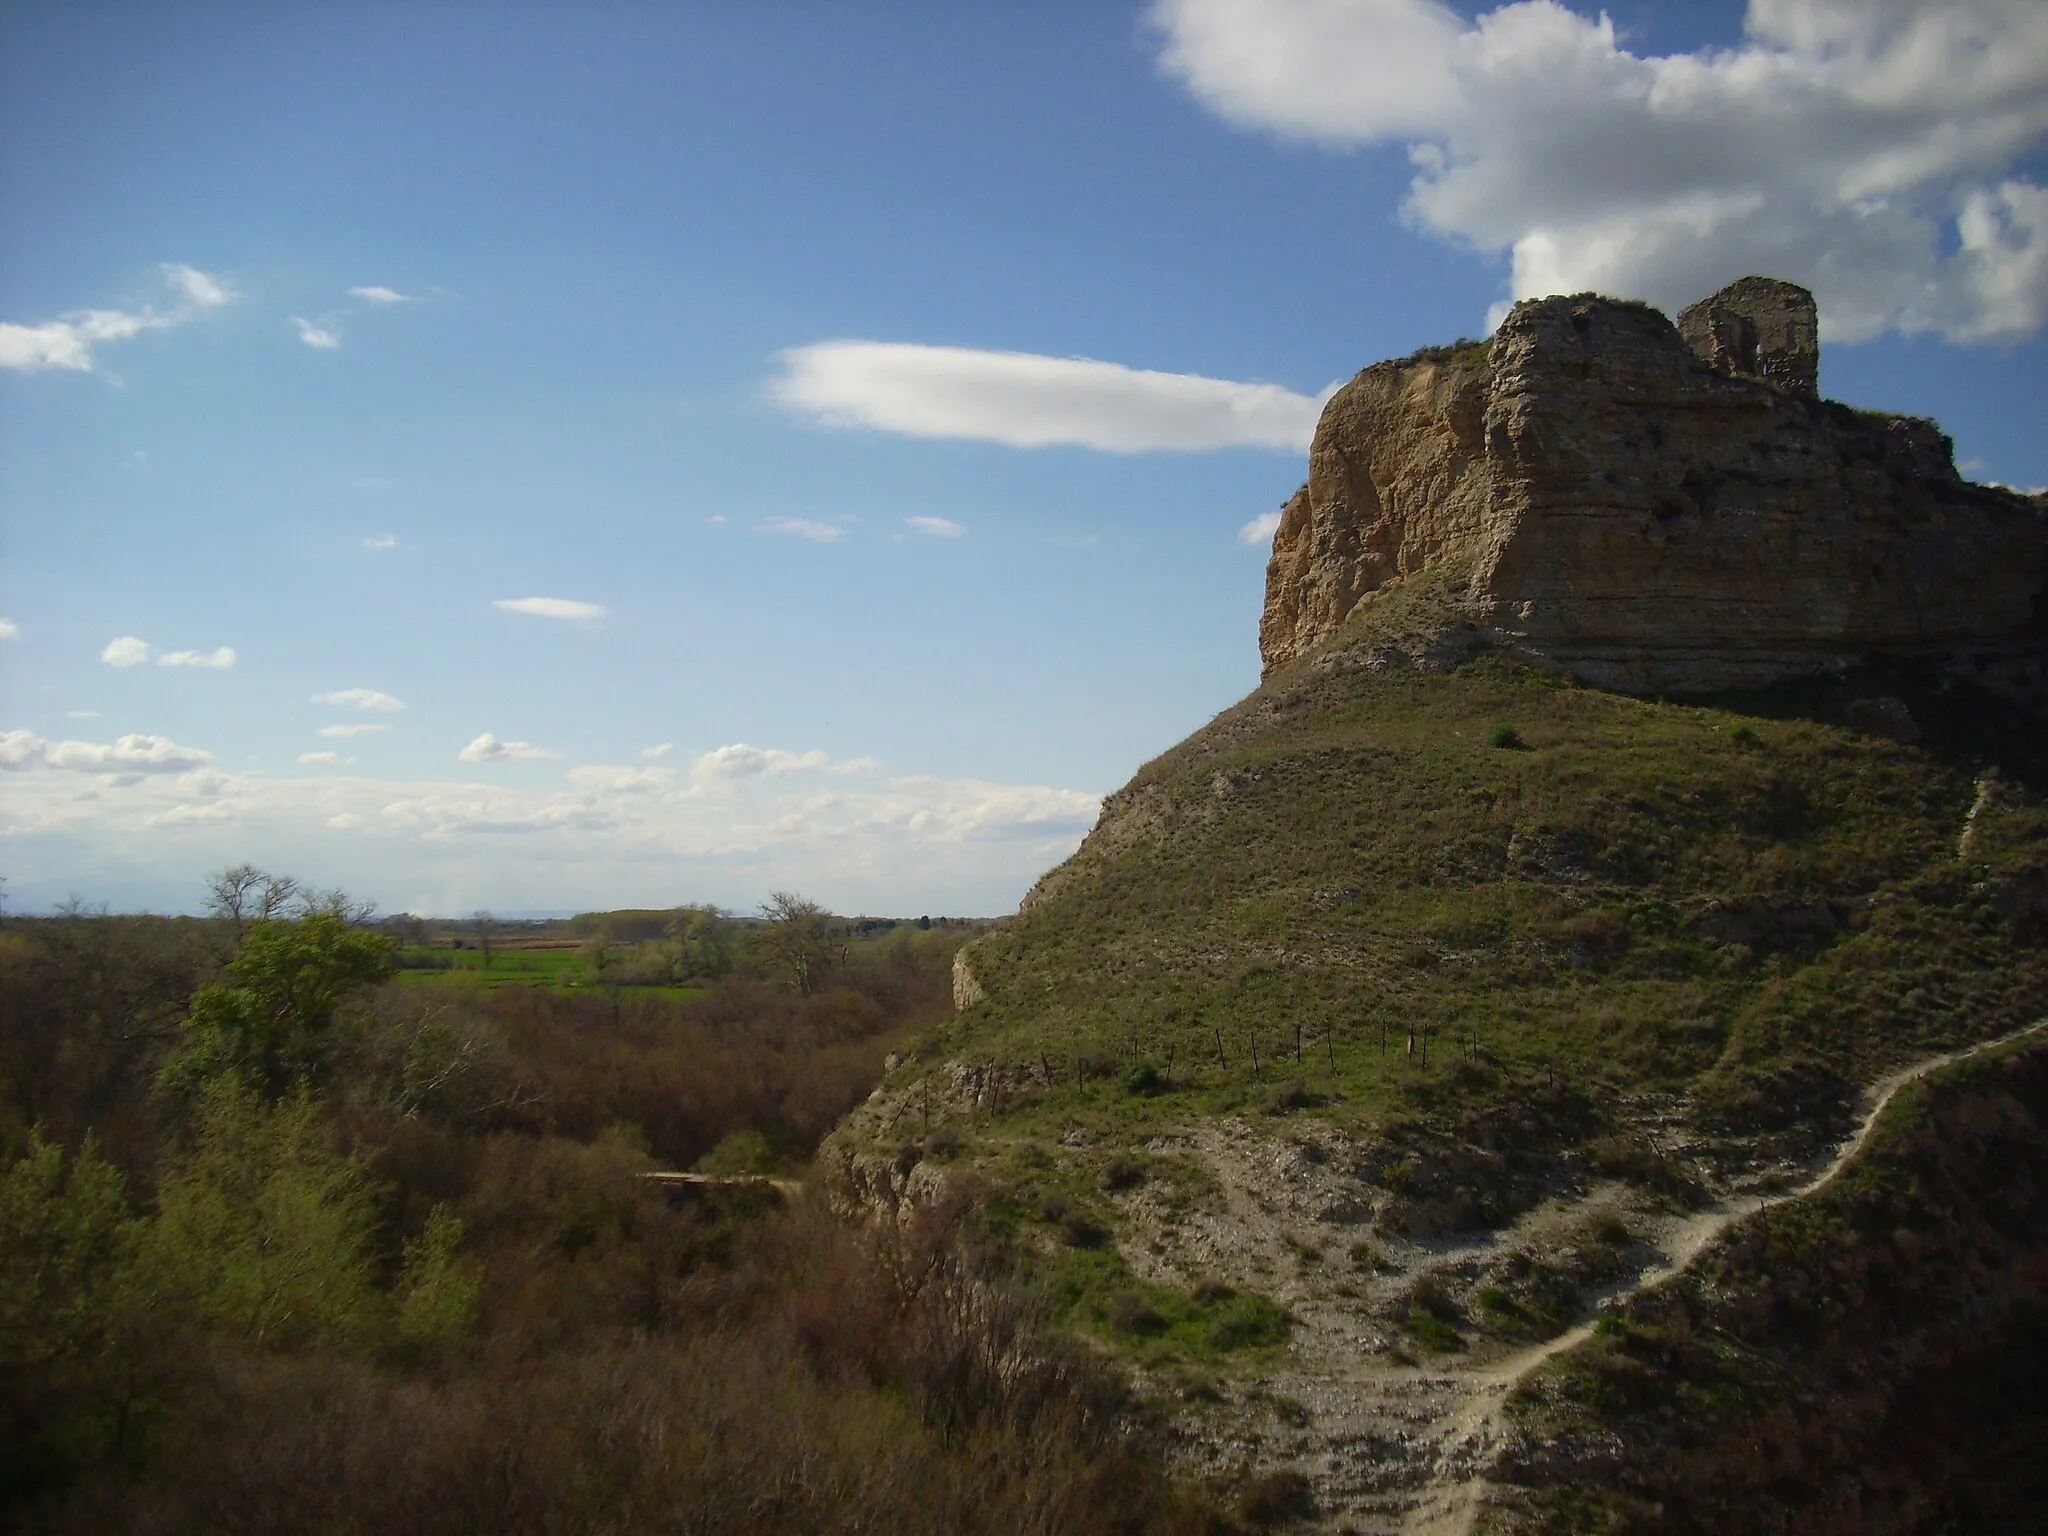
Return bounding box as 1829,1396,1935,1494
1501,1030,2048,1535
832,565,2048,1360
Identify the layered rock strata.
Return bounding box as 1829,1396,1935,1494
1261,278,2048,692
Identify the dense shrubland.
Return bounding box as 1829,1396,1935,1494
0,882,1227,1535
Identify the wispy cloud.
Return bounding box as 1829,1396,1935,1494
0,619,16,640
158,646,236,669
0,266,235,376
348,285,412,304
904,515,965,539
291,317,341,350
458,732,564,764
1153,0,2048,343
774,340,1332,452
641,743,674,760
298,751,353,766
316,723,389,739
1238,510,1283,546
313,688,405,713
362,534,397,553
492,596,607,621
102,637,237,669
163,266,232,310
0,264,235,375
759,517,846,543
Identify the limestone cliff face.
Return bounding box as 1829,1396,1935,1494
1259,343,1496,671
1261,279,2048,691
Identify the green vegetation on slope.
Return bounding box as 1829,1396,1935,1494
847,563,2048,1258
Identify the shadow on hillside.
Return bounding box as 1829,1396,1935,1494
1685,653,2048,793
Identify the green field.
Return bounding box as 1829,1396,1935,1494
392,945,706,1001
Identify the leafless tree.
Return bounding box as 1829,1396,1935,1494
759,890,838,996
470,910,497,969
206,864,302,936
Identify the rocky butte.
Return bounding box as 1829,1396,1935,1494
827,275,2048,1535
1261,276,2048,694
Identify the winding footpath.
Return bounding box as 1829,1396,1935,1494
1396,1017,2048,1536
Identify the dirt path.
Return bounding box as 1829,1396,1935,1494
1120,1020,2048,1534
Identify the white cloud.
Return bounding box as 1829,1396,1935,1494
492,596,607,620
101,636,151,668
348,285,411,304
150,802,236,827
163,265,233,310
760,517,847,543
0,264,235,374
0,734,1102,917
565,764,674,794
1152,0,2048,343
1238,509,1284,546
904,515,966,538
690,743,879,782
0,619,16,639
313,688,405,712
298,751,354,766
157,646,235,669
775,340,1333,451
641,742,674,759
65,710,99,720
458,732,563,764
363,534,397,552
292,317,341,350
0,729,211,774
316,723,389,739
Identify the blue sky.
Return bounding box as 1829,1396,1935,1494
4,0,2046,917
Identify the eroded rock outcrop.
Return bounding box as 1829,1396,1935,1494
1261,278,2048,691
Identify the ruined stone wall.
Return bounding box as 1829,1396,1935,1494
1259,279,2048,692
1676,274,1820,397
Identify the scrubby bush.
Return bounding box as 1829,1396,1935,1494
0,887,1225,1535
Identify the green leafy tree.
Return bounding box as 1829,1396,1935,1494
578,921,614,982
146,1077,381,1350
394,1204,481,1345
661,905,735,984
162,911,392,1096
0,1130,156,1499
